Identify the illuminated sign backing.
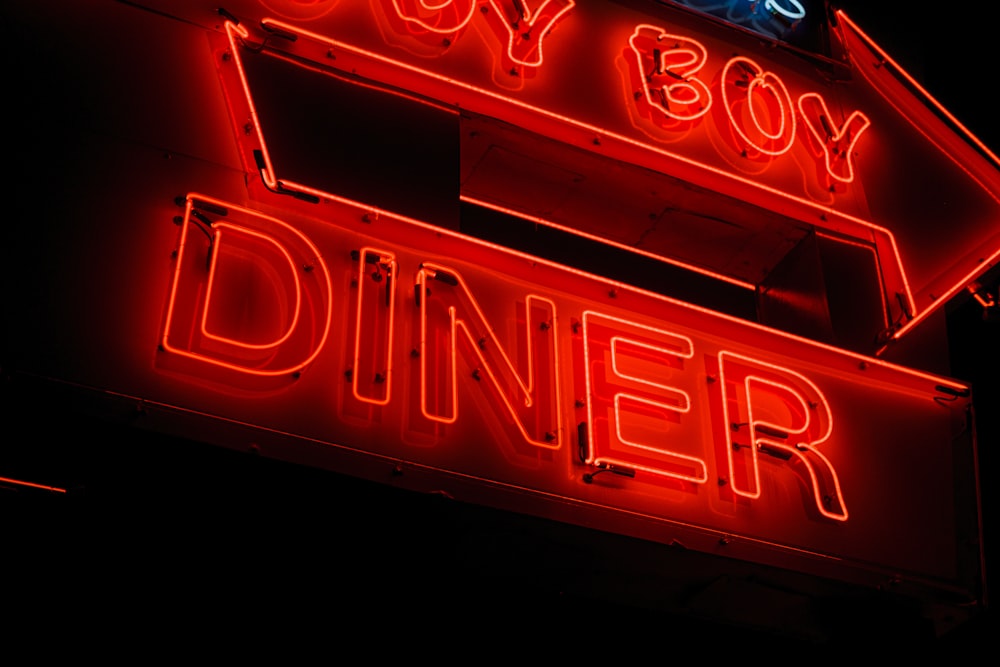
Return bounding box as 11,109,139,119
157,190,974,595
187,0,1000,354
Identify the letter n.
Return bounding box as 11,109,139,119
416,262,560,449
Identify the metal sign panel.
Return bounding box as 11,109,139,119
151,188,978,599
166,0,1000,348
0,0,985,614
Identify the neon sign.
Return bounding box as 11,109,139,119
158,190,972,589
2,0,986,627
206,1,1000,354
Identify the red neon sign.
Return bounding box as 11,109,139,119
207,1,1000,352
158,191,971,588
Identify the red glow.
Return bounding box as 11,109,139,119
481,0,576,69
352,247,398,406
259,0,342,21
797,92,870,184
161,195,334,378
582,310,708,485
627,25,713,127
390,0,477,35
200,223,303,351
417,263,562,449
718,351,847,522
718,56,796,158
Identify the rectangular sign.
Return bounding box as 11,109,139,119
155,189,978,598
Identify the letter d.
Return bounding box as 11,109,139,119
160,195,332,385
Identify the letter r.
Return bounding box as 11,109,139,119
718,351,848,521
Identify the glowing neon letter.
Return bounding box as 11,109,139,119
720,56,796,156
161,195,333,378
485,0,576,68
718,351,848,521
390,0,477,34
628,24,713,124
416,262,561,449
581,311,707,483
352,247,397,405
798,92,871,184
